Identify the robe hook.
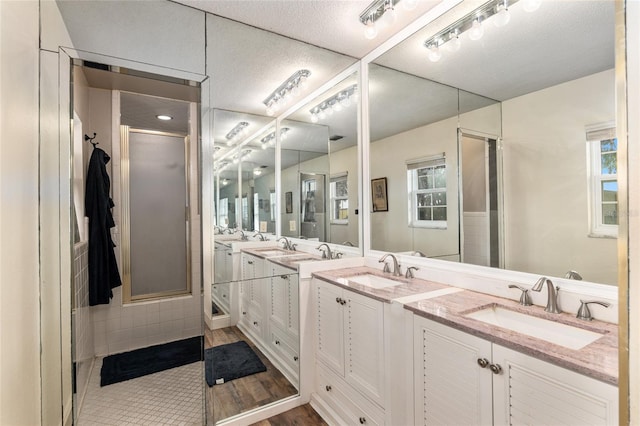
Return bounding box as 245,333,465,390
84,132,98,147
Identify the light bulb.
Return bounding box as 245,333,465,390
226,140,233,146
299,76,309,90
326,107,334,116
468,18,484,41
446,33,461,52
427,45,441,62
310,113,319,123
291,85,300,97
261,143,267,150
493,3,511,27
319,110,327,120
280,131,288,141
254,169,262,176
522,0,541,12
402,0,417,11
381,3,397,27
332,102,343,112
364,19,378,40
340,96,351,108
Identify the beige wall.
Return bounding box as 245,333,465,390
502,69,617,285
0,1,42,424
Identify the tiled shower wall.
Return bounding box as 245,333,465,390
73,242,93,408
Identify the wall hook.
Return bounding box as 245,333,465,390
84,132,98,148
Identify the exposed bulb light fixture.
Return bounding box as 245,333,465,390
225,121,250,146
493,2,511,27
522,0,541,12
260,128,290,148
423,0,536,62
427,44,442,62
468,18,484,40
446,30,461,52
263,70,311,116
309,84,358,123
156,115,173,121
359,0,405,39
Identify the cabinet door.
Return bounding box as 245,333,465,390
492,344,618,426
270,273,288,330
344,290,385,407
414,316,493,426
315,280,345,376
287,274,299,338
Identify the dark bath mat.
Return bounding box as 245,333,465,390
100,336,203,386
205,341,267,387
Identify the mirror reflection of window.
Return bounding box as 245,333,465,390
587,125,617,237
302,178,317,222
270,191,276,222
408,155,447,228
219,197,229,226
330,173,349,224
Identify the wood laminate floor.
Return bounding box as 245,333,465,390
205,326,297,424
250,404,327,426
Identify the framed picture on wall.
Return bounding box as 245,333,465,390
285,191,293,214
371,177,388,212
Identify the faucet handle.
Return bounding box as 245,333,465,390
382,262,391,273
508,284,533,306
405,266,419,279
576,300,611,321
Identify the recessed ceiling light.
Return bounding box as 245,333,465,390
156,115,173,121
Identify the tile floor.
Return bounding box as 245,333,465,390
78,357,204,425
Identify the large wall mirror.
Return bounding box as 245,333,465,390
281,71,360,248
369,0,617,285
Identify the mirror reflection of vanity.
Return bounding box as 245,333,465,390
369,0,617,285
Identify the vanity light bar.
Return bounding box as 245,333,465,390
263,70,311,116
309,84,358,122
359,0,401,25
260,128,290,148
225,121,250,144
423,0,536,56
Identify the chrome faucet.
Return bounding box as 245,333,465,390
278,236,294,251
532,277,561,313
316,243,333,259
239,230,248,241
412,250,426,257
379,253,402,277
564,270,583,280
342,241,354,247
405,266,418,278
253,232,267,241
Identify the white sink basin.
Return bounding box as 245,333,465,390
338,274,402,289
466,306,604,350
255,249,293,257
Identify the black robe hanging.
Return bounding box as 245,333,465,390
85,147,121,306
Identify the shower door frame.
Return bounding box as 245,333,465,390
120,126,192,303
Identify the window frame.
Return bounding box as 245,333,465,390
587,127,618,238
407,154,448,229
219,197,229,227
330,173,349,225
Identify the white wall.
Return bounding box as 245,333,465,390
502,69,617,285
370,116,460,255
0,1,43,424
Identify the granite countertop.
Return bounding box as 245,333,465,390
268,253,323,270
240,246,298,259
312,266,618,385
312,266,450,303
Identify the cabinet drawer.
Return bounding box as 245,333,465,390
269,326,299,371
270,262,296,277
315,363,384,426
239,304,264,339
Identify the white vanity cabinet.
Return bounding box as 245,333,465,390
313,278,386,424
211,282,230,314
238,253,266,342
267,262,300,387
414,316,618,426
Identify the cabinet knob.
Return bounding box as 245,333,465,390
227,252,232,256
489,363,503,375
336,297,341,304
359,417,366,424
275,340,280,345
294,356,298,361
242,311,246,315
281,275,288,279
223,294,227,298
325,385,332,392
477,358,489,368
253,321,258,326
248,260,254,264
340,299,346,305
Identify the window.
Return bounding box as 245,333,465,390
330,173,349,224
587,125,617,237
270,191,276,222
219,197,229,227
407,155,447,228
241,196,248,229
254,192,259,231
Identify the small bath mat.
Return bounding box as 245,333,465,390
100,336,203,386
205,341,267,386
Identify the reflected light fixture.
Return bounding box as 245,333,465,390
263,70,311,116
156,115,172,120
522,0,541,12
360,0,405,39
253,168,263,176
225,121,250,146
260,128,290,149
427,41,442,62
309,85,358,123
424,0,537,61
222,179,229,186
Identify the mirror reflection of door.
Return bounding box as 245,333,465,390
460,133,501,268
300,172,326,240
